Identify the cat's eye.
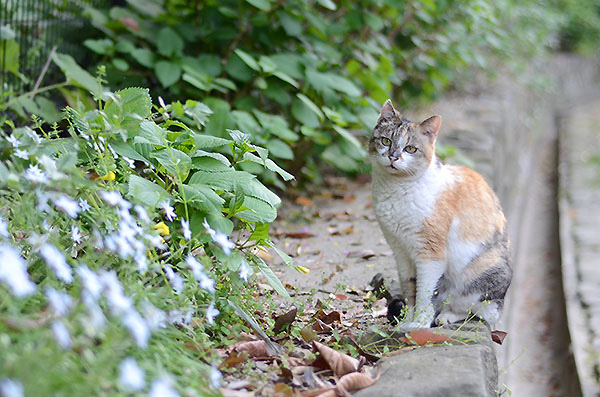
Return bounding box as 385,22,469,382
380,137,392,146
404,145,417,154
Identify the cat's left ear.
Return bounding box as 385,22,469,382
419,115,442,141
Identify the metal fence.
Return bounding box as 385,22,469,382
1,0,107,100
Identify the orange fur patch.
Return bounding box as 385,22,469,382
418,166,506,262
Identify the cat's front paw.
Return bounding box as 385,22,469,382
434,311,466,326
386,294,407,324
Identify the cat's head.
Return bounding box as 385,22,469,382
369,99,441,177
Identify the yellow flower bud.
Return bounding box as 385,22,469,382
98,171,116,181
295,265,310,274
153,221,170,236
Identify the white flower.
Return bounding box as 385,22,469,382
206,301,219,325
0,216,9,238
14,149,29,160
134,205,150,224
82,292,106,330
99,271,132,315
25,127,42,144
199,273,215,293
0,245,36,297
134,252,148,273
53,195,80,218
107,143,118,159
123,311,150,348
123,156,135,169
158,96,167,109
0,378,24,397
239,260,251,282
167,309,193,326
202,218,234,255
141,302,167,330
186,256,205,280
24,164,48,183
79,198,91,212
119,357,145,391
46,287,74,317
76,266,103,298
36,189,51,213
40,243,72,283
6,135,21,148
51,320,72,349
181,218,191,241
164,266,184,293
213,233,235,255
71,225,82,244
159,201,176,221
100,191,129,208
39,155,64,180
149,377,179,397
210,366,222,388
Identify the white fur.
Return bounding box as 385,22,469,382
372,155,455,327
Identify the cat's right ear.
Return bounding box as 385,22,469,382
377,99,397,121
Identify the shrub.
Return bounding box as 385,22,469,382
0,54,294,395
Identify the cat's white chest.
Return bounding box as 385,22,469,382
372,166,450,255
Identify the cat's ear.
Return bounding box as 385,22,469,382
419,115,442,141
378,99,397,121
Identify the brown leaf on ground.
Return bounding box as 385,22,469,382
233,340,271,358
337,367,381,394
273,307,298,334
334,294,347,301
318,311,341,324
220,350,249,369
278,232,316,239
491,330,508,345
295,197,314,206
312,319,333,334
400,329,454,346
298,388,337,397
274,382,294,396
312,341,360,376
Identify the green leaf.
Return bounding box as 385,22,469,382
131,48,155,68
188,169,254,191
0,39,19,76
264,159,294,181
232,110,261,135
316,0,337,10
236,196,276,223
112,58,129,71
266,139,294,160
245,0,271,11
266,240,294,268
225,54,254,82
249,223,270,241
189,149,231,167
233,49,260,71
110,141,150,163
105,87,152,120
271,71,298,88
53,53,101,97
152,148,192,180
193,134,232,149
83,39,113,55
279,13,302,36
181,184,224,212
296,94,324,121
182,73,208,91
156,27,184,57
254,257,291,299
155,61,181,87
115,40,135,53
291,98,319,128
134,120,166,146
332,125,367,157
128,175,172,208
191,156,232,172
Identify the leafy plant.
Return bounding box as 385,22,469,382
0,53,296,395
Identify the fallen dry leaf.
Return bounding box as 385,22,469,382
295,197,314,206
318,311,341,325
233,340,271,358
491,330,508,345
312,319,333,334
337,367,381,394
220,350,248,369
220,388,255,397
274,382,294,396
400,329,454,346
347,250,377,260
300,326,318,342
312,341,360,377
279,232,316,239
273,307,298,334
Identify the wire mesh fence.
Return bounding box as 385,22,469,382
1,0,108,100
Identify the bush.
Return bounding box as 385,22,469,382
74,0,560,177
0,55,295,395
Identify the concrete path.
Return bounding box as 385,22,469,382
558,99,600,396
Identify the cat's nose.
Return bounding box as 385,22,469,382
388,153,399,162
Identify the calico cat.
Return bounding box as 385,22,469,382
369,99,512,329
